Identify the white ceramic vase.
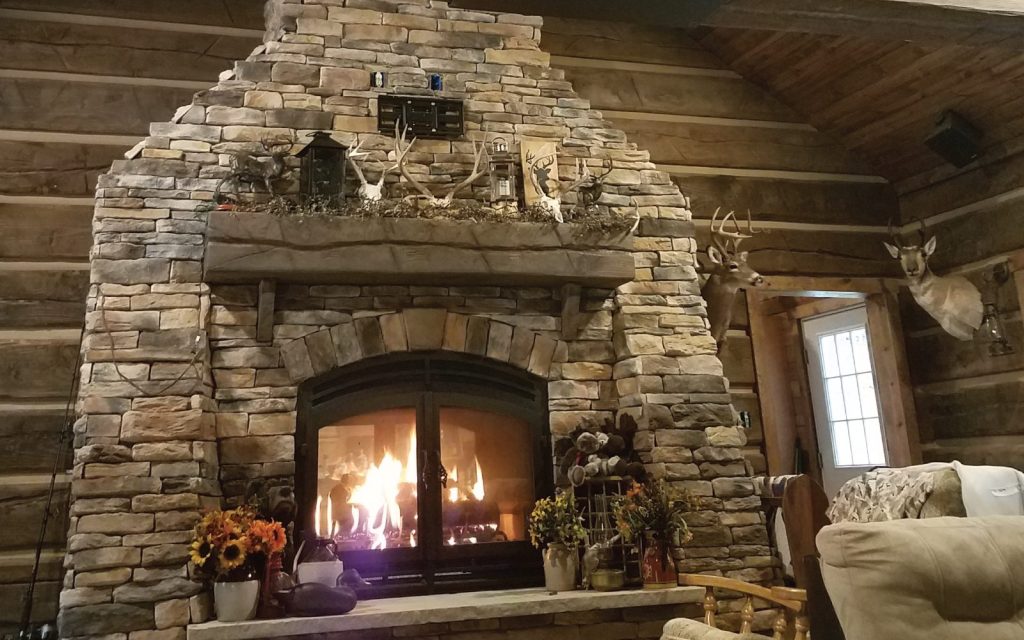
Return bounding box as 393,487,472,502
543,543,578,593
214,580,260,622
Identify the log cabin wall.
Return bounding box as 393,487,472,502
0,3,897,631
898,154,1024,469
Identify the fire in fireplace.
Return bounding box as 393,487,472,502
296,353,551,596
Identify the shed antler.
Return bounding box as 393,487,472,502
393,122,488,208
348,137,398,201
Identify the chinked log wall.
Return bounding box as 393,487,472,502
0,0,898,631
897,151,1024,469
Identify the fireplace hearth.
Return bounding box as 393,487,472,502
296,353,551,596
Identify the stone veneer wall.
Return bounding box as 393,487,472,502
61,1,770,638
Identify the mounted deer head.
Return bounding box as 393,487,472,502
700,209,765,351
523,151,594,223
347,138,397,202
393,123,488,208
578,159,613,209
885,219,983,340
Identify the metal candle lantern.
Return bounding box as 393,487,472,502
297,131,348,206
488,137,517,206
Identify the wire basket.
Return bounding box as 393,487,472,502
574,476,641,586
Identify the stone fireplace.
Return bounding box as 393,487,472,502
61,1,770,638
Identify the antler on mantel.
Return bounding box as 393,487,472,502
393,123,489,208
347,138,398,202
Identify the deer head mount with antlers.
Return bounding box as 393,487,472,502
392,123,488,209
347,138,398,202
523,151,596,223
213,137,292,202
885,219,983,341
700,209,765,351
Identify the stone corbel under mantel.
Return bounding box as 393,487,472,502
203,212,637,289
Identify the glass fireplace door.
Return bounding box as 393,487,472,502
298,353,550,596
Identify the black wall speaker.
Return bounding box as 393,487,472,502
925,110,982,168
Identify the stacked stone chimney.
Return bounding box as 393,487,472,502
60,1,770,638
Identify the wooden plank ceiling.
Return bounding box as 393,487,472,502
695,27,1024,191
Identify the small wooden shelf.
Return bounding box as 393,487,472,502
204,212,636,288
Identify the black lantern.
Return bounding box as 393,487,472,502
297,131,348,206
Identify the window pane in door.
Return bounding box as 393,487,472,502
439,407,534,546
820,335,840,378
826,378,847,421
857,373,879,419
833,422,853,466
864,418,886,463
317,408,418,551
841,375,863,420
848,419,869,465
851,328,872,373
835,331,856,376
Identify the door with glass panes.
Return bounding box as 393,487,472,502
802,305,888,497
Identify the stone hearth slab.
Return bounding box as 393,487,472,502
187,586,703,640
204,212,637,288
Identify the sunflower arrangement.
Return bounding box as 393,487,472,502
611,479,699,545
527,490,586,549
190,507,288,582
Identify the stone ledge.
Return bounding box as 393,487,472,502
187,586,703,640
204,213,637,288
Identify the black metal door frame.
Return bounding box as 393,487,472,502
295,351,551,596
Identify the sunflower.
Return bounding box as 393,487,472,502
220,538,247,571
189,537,213,567
249,519,287,555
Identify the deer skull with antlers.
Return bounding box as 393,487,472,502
884,219,983,341
524,152,595,223
701,209,765,351
347,138,398,201
392,123,488,209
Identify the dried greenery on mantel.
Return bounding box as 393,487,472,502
230,197,637,235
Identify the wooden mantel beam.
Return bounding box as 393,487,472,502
452,0,1024,44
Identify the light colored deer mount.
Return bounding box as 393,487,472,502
885,220,983,341
523,151,598,223
392,124,488,209
700,209,765,351
346,138,398,202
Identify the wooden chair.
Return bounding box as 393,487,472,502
677,574,809,639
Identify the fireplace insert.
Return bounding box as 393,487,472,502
295,352,552,597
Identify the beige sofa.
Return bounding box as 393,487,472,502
818,515,1024,640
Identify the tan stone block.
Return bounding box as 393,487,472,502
527,334,557,377
121,410,213,443
345,24,408,41
404,308,447,350
212,368,256,388
295,18,345,37
442,313,468,352
281,338,315,382
508,325,535,370
484,48,550,67
84,462,150,478
330,322,361,365
326,7,383,24
78,513,154,535
244,91,284,110
249,412,296,436
559,362,612,380
73,476,161,498
320,67,371,92
155,598,191,629
486,321,513,362
132,442,192,462
131,494,199,513
379,313,409,352
332,115,378,132
75,567,133,588
220,435,294,464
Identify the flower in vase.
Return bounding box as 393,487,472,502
190,538,214,567
220,538,248,572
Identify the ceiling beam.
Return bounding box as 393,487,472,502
451,0,1024,44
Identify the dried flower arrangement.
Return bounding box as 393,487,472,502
611,479,699,546
528,490,587,550
189,507,288,582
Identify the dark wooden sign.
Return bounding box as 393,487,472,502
378,95,464,139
